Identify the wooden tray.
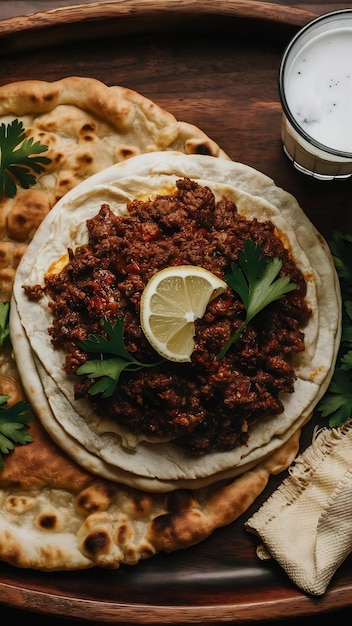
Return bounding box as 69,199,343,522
1,2,352,623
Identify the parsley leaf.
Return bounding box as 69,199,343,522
317,370,352,428
317,230,352,427
0,119,51,198
0,395,33,470
216,239,296,360
0,301,10,348
329,231,352,292
77,316,163,398
341,350,352,371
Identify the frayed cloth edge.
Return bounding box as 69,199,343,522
246,419,352,525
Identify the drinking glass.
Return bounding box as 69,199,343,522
279,10,352,180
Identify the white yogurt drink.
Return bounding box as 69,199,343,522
279,10,352,179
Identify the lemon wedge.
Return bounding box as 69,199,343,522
140,265,227,362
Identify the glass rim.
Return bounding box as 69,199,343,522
278,9,352,160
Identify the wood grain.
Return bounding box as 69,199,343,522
0,0,317,54
0,1,352,624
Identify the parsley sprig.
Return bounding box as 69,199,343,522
0,301,33,468
0,119,51,198
317,231,352,427
77,316,163,398
0,302,10,348
216,239,296,360
0,395,33,470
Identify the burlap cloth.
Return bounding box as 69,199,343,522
245,420,352,596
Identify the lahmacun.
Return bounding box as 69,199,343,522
11,152,341,494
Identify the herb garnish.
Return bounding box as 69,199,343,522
317,231,352,427
0,395,33,470
216,239,297,360
0,302,10,348
77,316,163,398
0,301,33,468
0,119,51,198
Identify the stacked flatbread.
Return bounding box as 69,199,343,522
0,78,342,571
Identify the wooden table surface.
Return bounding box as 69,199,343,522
0,1,352,625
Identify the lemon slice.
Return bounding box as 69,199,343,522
140,265,227,362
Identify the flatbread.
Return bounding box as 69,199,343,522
2,313,304,572
11,152,342,491
0,79,341,571
0,77,228,301
0,366,302,571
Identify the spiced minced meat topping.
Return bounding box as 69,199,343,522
24,178,311,456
